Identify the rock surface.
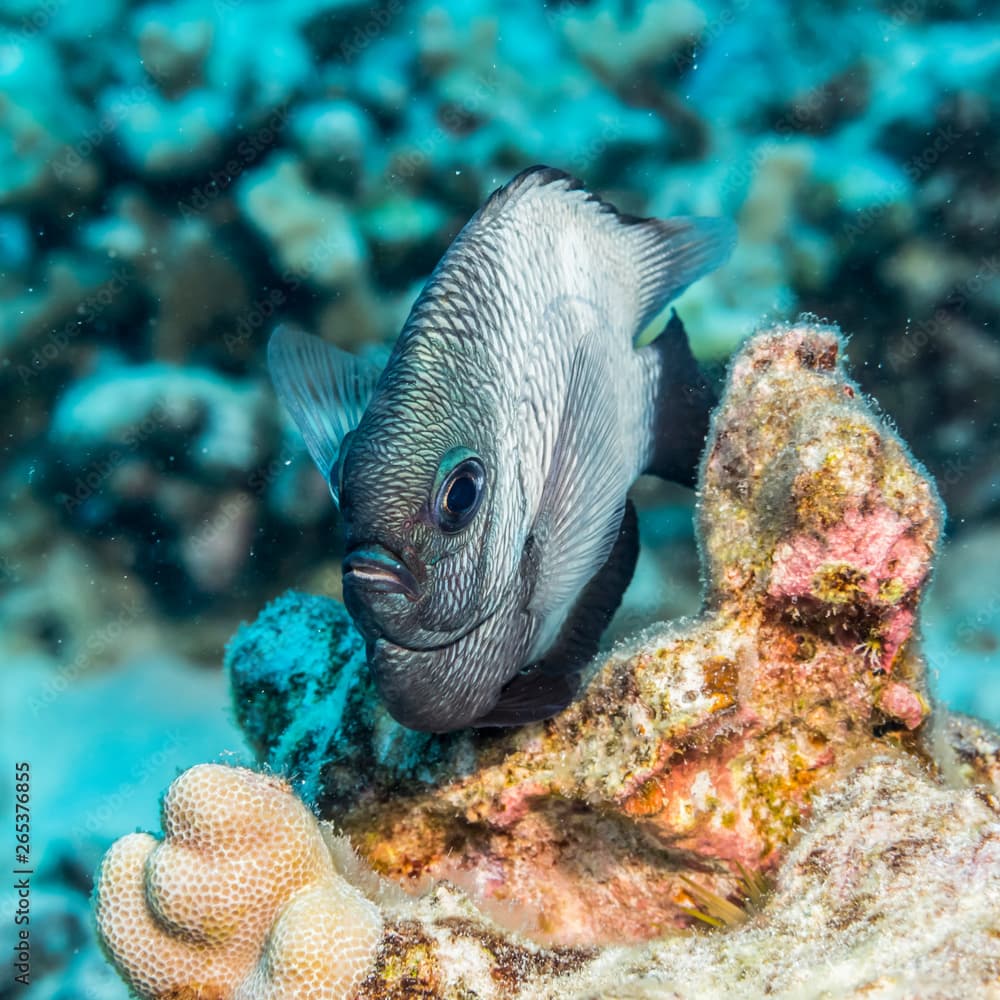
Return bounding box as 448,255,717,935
95,324,1000,997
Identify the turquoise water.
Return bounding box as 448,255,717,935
2,1,998,995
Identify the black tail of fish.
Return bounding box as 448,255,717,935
645,310,717,488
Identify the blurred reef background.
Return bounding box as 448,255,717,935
0,0,998,996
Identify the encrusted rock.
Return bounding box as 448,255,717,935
95,325,1000,998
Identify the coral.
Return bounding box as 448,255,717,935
95,323,1000,997
572,756,1000,999
0,34,100,209
44,362,283,604
236,154,368,292
94,763,381,999
93,754,1000,999
9,2,998,991
221,323,944,945
290,99,379,195
81,190,253,364
556,0,703,89
225,589,421,809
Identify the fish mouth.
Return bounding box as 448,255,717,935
342,545,422,602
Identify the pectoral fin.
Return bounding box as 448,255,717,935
526,336,629,663
476,502,639,727
267,325,382,503
472,667,581,728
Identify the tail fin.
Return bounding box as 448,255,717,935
644,310,716,487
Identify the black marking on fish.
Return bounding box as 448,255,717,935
645,309,717,488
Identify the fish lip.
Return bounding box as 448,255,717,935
342,545,422,602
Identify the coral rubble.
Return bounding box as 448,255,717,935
95,324,1000,997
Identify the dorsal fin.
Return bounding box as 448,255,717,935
480,165,736,334
480,165,588,217
266,325,382,504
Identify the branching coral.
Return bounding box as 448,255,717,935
94,323,1000,998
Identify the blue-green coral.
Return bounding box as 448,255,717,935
226,590,458,806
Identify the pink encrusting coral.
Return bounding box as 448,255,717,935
93,323,1000,999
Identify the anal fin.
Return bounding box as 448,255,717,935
474,501,640,727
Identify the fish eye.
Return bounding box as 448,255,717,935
433,449,486,532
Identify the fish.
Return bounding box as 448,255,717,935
267,165,735,732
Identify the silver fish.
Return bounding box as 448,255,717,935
268,166,734,732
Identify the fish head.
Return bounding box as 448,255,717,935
336,392,512,660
